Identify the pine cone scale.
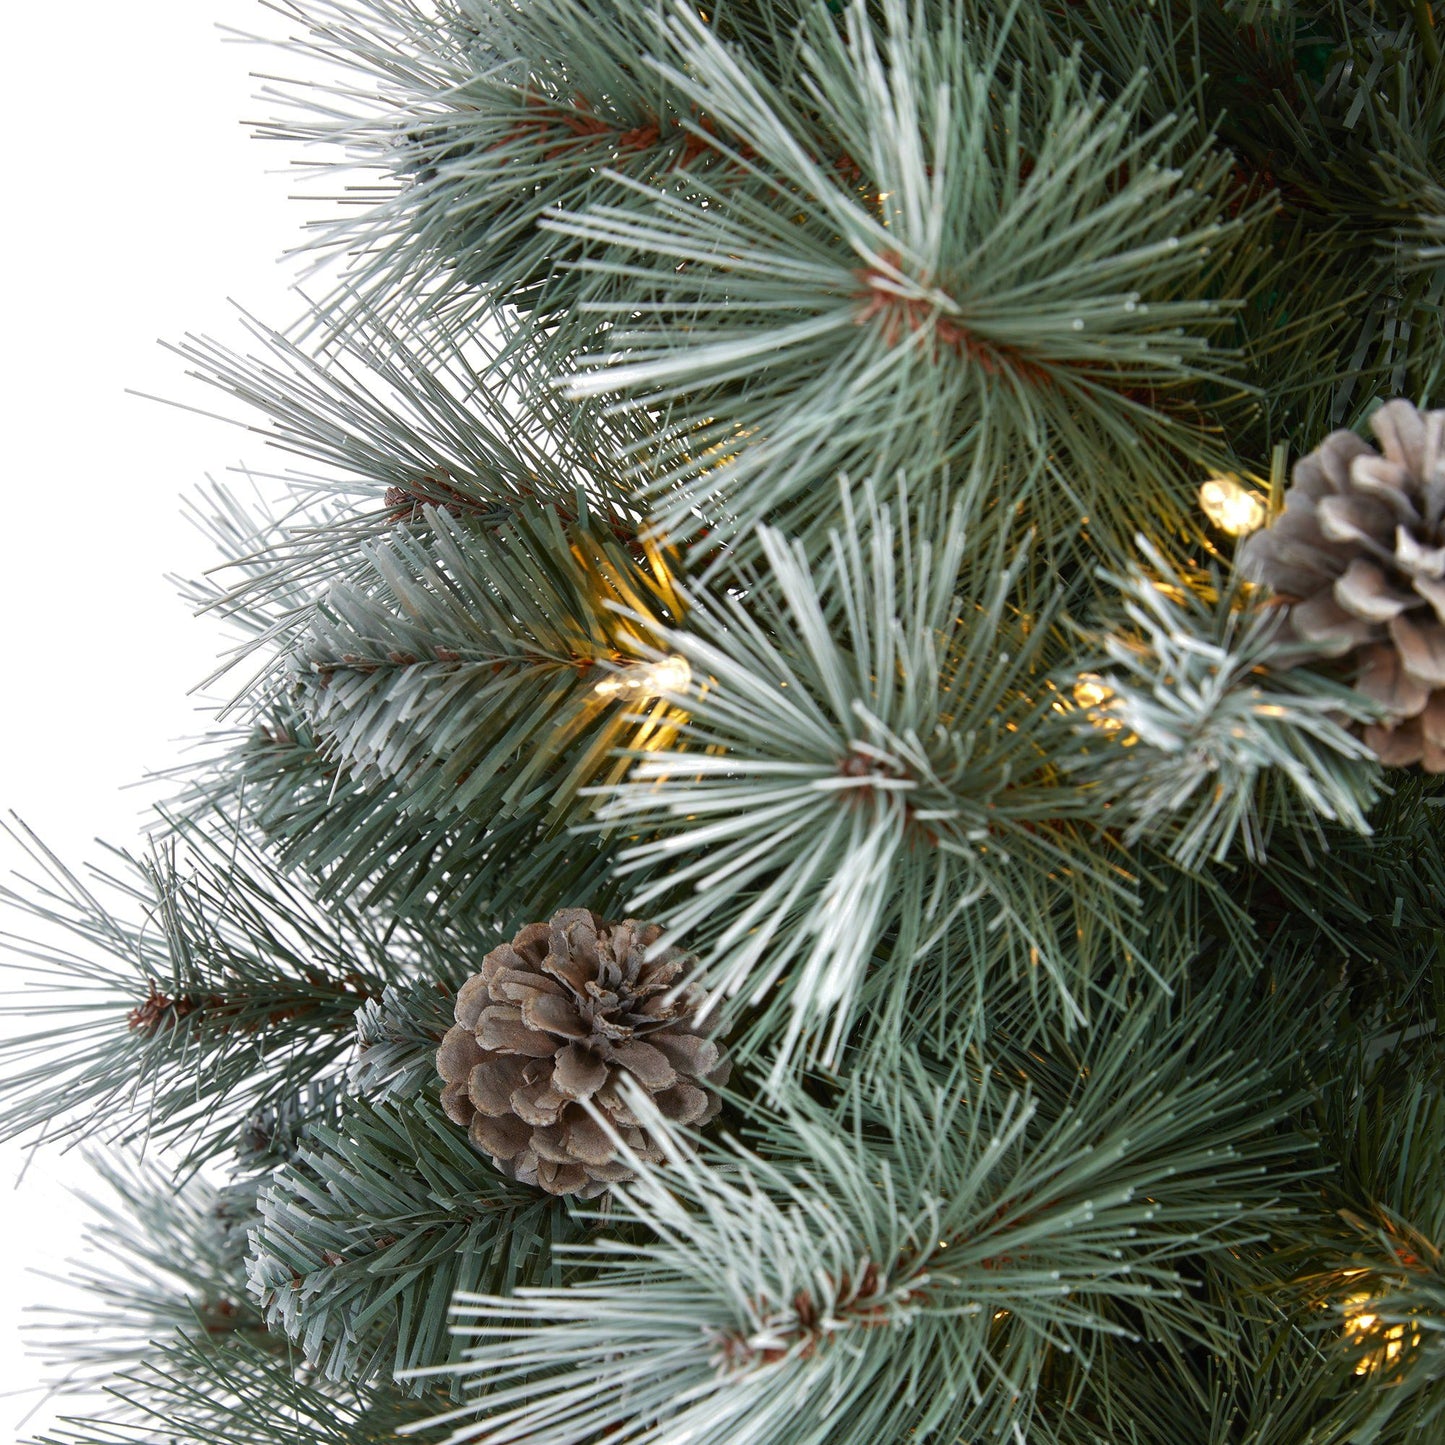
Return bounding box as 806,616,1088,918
489,967,566,1005
1397,530,1445,580
653,1032,720,1077
536,1160,587,1195
470,1112,529,1159
563,1113,615,1166
610,1040,676,1090
440,1081,472,1126
1352,462,1422,522
520,992,589,1038
1317,494,1396,550
1333,559,1414,621
512,1074,568,1126
475,1006,558,1056
453,973,492,1031
1420,577,1445,622
1391,616,1445,687
1289,593,1374,653
1358,647,1431,717
552,1042,608,1100
468,1055,530,1117
436,1026,486,1081
530,1125,578,1164
658,1083,710,1126
542,950,596,993
1424,694,1445,752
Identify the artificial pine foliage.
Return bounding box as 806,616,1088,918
5,0,1445,1441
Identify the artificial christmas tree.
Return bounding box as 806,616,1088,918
3,0,1444,1441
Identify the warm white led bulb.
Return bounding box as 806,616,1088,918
1073,676,1113,711
1199,475,1267,536
592,654,692,700
1341,1290,1419,1376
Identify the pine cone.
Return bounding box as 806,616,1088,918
1238,400,1445,771
435,909,730,1198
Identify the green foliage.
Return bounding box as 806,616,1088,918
1225,768,1445,1001
350,979,459,1105
261,0,825,328
1279,1051,1445,1441
176,702,627,921
31,1158,273,1395
295,502,689,834
238,1076,353,1173
1056,0,1445,432
551,0,1257,561
1042,1295,1374,1444
171,305,648,681
595,480,1139,1071
431,984,1306,1444
0,821,392,1163
250,1093,584,1391
1069,539,1384,867
28,1334,445,1445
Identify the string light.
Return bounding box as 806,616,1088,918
1342,1290,1420,1376
1070,674,1135,743
592,655,692,700
1198,475,1267,536
1072,676,1113,711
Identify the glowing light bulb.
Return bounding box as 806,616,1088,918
1072,675,1134,741
592,654,692,700
1199,475,1267,536
1342,1291,1420,1376
1073,676,1113,711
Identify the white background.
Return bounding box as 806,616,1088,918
0,1,323,1431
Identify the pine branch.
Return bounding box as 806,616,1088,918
593,480,1143,1075
1066,538,1383,868
30,1157,274,1397
238,1076,353,1174
1059,0,1445,426
171,704,627,921
546,0,1260,560
293,502,689,836
11,3,1445,1442
252,0,810,330
27,1333,446,1445
0,818,448,1163
424,995,1305,1445
1234,769,1445,1015
168,303,651,689
350,978,456,1105
249,1093,585,1392
1270,1051,1445,1441
1045,1292,1374,1444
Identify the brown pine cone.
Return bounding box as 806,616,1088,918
435,909,730,1198
1237,400,1445,770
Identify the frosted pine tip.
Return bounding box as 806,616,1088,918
593,654,692,699
1199,475,1267,536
